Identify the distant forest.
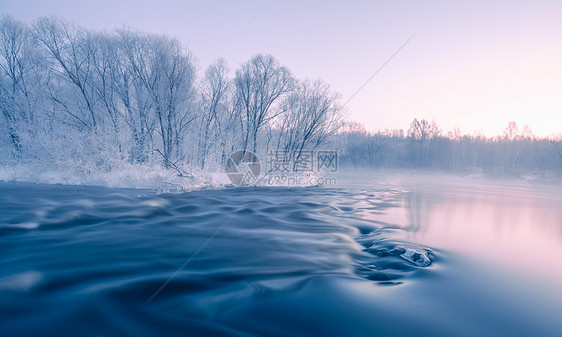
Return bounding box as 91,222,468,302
1,15,561,180
339,119,562,177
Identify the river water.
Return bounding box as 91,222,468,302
1,172,561,336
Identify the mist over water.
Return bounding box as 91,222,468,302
1,173,561,336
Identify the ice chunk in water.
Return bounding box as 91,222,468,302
400,248,431,267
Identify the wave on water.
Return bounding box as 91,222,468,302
0,182,435,336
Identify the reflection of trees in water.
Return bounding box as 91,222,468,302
401,180,562,244
404,190,441,235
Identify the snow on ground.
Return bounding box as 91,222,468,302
0,163,327,191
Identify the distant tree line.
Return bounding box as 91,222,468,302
340,119,562,177
0,16,343,173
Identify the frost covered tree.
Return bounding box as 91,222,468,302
0,16,348,182
340,120,562,177
407,118,440,166
88,32,122,145
33,17,100,132
234,54,293,154
548,135,562,174
0,16,42,156
119,31,197,168
198,59,232,169
275,80,342,167
112,32,154,163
